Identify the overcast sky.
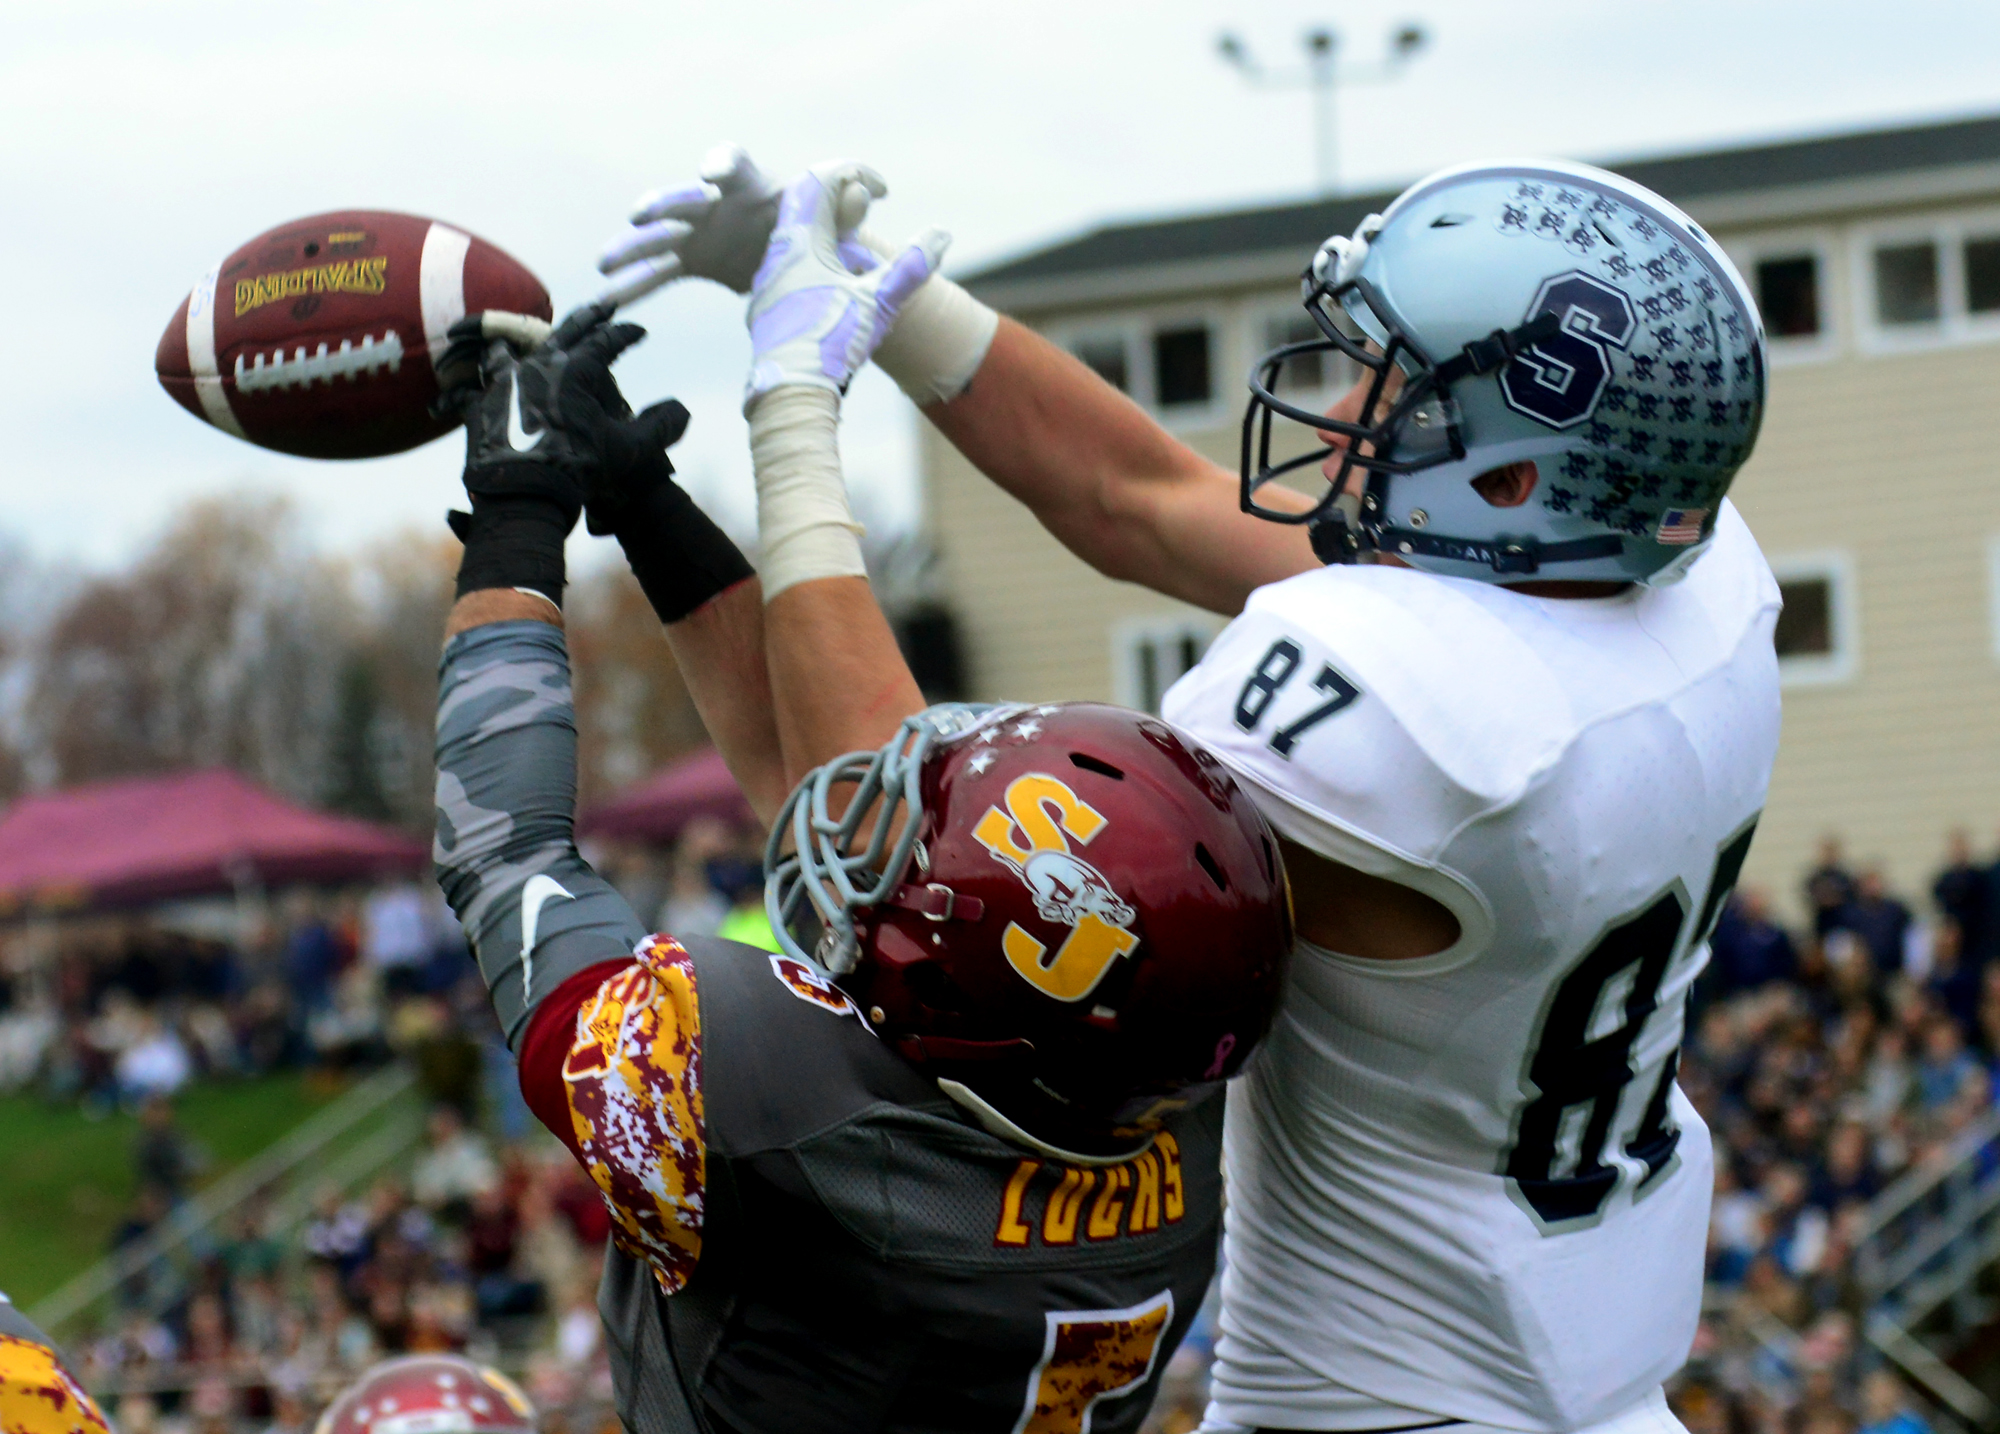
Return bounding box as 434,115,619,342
8,0,2000,574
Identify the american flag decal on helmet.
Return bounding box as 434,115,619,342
1655,508,1708,545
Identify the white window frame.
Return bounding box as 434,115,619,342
1853,205,2000,354
1111,615,1222,714
1988,536,2000,663
1767,549,1860,687
1722,229,1841,365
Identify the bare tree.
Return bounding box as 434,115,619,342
330,531,460,828
12,501,714,834
25,496,348,804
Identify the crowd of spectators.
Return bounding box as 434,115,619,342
0,813,777,1116
18,827,770,1434
1664,831,2000,1434
0,881,479,1112
80,1109,620,1434
22,824,2000,1432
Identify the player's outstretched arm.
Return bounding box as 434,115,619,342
436,600,714,1291
600,148,1315,618
435,354,723,1300
923,317,1317,613
442,304,791,822
429,320,670,1041
733,164,942,781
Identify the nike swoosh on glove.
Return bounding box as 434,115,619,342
597,144,884,305
450,301,689,532
742,161,948,411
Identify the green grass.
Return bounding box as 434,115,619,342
0,1073,348,1309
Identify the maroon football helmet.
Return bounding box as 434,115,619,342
314,1356,535,1434
767,702,1292,1160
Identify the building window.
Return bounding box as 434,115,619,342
1152,326,1212,407
894,602,966,702
1112,617,1218,714
1755,255,1821,338
1965,235,2000,314
1773,578,1831,658
1768,552,1858,686
1873,241,1941,326
1072,332,1130,392
1262,311,1355,393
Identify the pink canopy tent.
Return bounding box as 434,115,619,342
579,747,754,845
0,768,428,914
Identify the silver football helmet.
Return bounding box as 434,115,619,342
1241,158,1766,586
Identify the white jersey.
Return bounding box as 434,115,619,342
1160,502,1781,1433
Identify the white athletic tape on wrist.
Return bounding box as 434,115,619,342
510,585,564,617
859,228,999,406
748,386,866,601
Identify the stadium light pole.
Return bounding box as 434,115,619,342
1217,22,1429,195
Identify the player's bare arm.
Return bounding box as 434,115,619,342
918,317,1318,614
730,160,946,778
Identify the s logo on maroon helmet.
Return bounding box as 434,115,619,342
972,774,1141,1003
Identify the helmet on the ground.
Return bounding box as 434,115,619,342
1241,158,1766,586
314,1356,535,1434
767,703,1291,1162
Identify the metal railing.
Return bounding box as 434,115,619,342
29,1063,424,1341
1854,1105,2000,1429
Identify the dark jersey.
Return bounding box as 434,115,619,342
434,623,1224,1434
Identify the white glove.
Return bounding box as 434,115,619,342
597,143,878,304
599,145,995,406
742,160,948,412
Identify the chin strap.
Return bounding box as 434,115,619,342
935,1079,1153,1168
1374,528,1627,574
1429,311,1562,387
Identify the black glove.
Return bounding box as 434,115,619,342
442,303,687,606
442,303,752,623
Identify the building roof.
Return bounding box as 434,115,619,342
966,112,2000,309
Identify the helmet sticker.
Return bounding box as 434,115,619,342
973,774,1142,1003
1654,508,1709,545
767,954,858,1016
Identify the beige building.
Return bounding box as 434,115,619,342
922,114,2000,920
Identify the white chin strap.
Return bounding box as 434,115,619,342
936,1078,1154,1167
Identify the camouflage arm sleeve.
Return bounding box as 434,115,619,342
434,620,650,1050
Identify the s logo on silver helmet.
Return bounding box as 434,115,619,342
1499,271,1636,430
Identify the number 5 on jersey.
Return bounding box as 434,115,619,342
1013,1291,1173,1434
1233,638,1361,758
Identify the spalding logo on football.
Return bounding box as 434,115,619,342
156,210,551,459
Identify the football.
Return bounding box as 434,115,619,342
156,210,551,459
